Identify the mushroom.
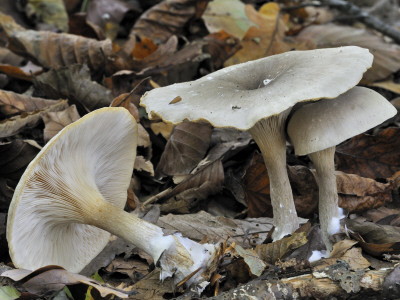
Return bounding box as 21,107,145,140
140,46,373,240
287,87,397,250
7,107,217,286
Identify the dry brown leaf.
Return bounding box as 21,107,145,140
1,266,130,298
41,105,80,142
105,256,149,281
336,128,400,179
255,231,308,264
224,3,292,66
0,100,68,138
158,210,274,247
229,243,266,276
341,247,371,270
346,219,400,256
0,12,113,74
329,239,358,258
111,93,140,121
0,140,41,209
159,160,224,214
130,269,175,300
33,64,113,111
363,207,400,226
156,121,212,177
134,156,154,176
130,0,209,44
296,24,400,82
0,90,65,119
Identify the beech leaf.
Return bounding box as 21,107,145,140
0,12,113,74
156,121,213,177
41,105,80,142
33,64,113,111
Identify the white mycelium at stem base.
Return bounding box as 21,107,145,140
7,107,217,286
249,110,299,240
309,147,341,251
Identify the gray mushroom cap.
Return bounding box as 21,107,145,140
7,107,137,273
140,46,373,130
287,86,397,155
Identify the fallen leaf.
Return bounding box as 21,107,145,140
329,239,358,258
130,269,175,300
1,266,131,298
0,12,113,74
296,24,400,82
25,0,69,32
0,90,66,119
158,210,274,247
33,64,113,111
255,231,308,264
0,140,40,209
129,0,209,44
229,243,266,276
132,37,158,60
224,3,292,66
159,160,224,214
346,219,400,256
41,105,80,142
0,100,68,138
336,128,400,179
105,256,149,281
156,121,212,177
202,0,255,39
134,156,154,176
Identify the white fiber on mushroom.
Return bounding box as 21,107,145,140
141,46,373,240
7,107,217,286
287,87,397,250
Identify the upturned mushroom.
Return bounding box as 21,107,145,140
7,107,217,286
287,87,397,250
140,46,373,240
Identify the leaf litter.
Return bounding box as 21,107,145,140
0,0,399,299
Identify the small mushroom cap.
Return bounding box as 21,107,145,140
7,107,137,273
287,86,397,155
141,46,373,130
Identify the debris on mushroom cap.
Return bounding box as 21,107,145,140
7,107,138,273
287,86,397,156
140,46,373,130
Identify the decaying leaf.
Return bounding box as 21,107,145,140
0,13,113,74
336,128,400,179
156,121,213,177
202,0,255,39
130,0,209,43
255,231,308,264
0,90,65,119
159,160,224,214
130,269,175,300
33,64,113,111
228,243,266,276
296,24,400,82
0,100,68,138
41,105,80,142
0,286,20,300
134,156,154,176
346,219,400,256
1,266,131,298
224,2,292,66
158,210,274,247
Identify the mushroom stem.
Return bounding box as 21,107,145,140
248,110,299,240
85,197,216,284
309,147,341,251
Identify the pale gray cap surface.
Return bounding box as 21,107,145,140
7,107,137,273
287,87,397,155
141,46,373,130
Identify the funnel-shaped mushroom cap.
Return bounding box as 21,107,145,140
7,107,137,272
141,46,372,130
287,87,397,155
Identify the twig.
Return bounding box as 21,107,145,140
141,187,173,207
